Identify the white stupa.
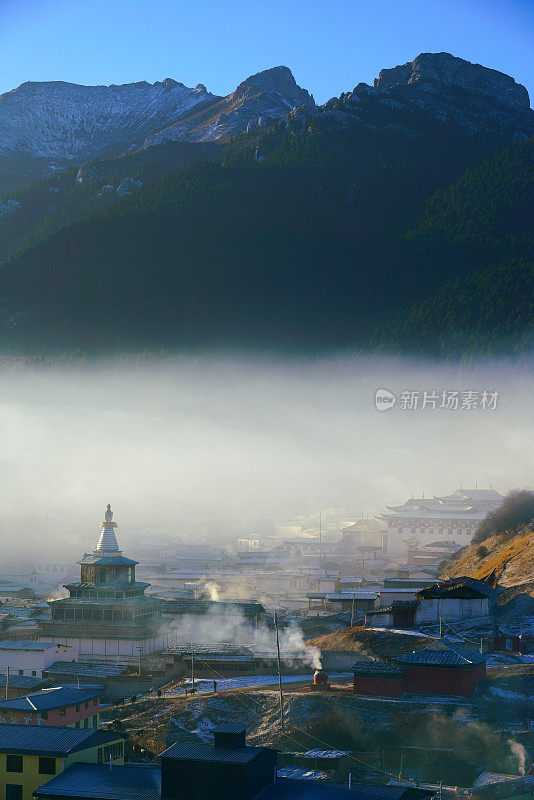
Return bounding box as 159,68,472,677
95,503,121,555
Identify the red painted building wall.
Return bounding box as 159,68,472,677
353,664,486,698
402,664,486,697
353,676,404,697
1,696,100,727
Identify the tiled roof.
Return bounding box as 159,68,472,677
0,685,101,712
161,599,264,617
160,741,265,764
0,724,122,756
43,661,127,678
417,577,499,600
396,638,486,667
35,763,160,800
306,593,378,601
78,555,138,566
351,661,404,677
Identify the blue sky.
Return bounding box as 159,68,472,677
1,0,533,103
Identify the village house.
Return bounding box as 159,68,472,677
0,643,75,679
0,723,125,800
34,726,435,800
364,577,497,630
0,674,50,700
306,592,378,614
415,578,497,623
0,686,101,728
352,638,487,698
161,599,266,631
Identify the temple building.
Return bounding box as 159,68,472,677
39,506,170,660
381,487,503,553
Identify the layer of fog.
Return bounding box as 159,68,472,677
166,606,322,670
0,353,532,562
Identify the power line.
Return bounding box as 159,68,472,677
178,659,397,780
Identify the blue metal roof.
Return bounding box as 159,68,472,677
35,768,433,800
0,640,58,651
0,673,48,689
0,724,122,756
35,763,160,800
0,685,102,712
160,741,265,764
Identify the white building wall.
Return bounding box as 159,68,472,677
379,589,419,605
0,644,74,677
415,597,490,623
38,632,172,661
365,611,393,628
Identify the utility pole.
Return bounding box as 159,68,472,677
350,593,355,628
191,643,195,693
137,647,143,677
439,617,443,638
5,666,9,701
319,511,323,569
274,611,284,731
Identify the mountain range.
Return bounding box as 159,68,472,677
0,52,532,356
0,66,313,192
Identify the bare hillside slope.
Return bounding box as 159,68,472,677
441,528,534,597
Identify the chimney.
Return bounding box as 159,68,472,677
213,725,247,749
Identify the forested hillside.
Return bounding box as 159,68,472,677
0,103,531,355
374,140,534,355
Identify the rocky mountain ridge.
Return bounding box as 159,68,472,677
299,52,534,142
0,67,313,191
2,53,532,195
144,66,315,146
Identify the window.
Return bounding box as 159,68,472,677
6,784,22,800
83,719,89,728
31,671,37,677
40,712,48,720
97,748,103,765
84,701,89,709
75,704,80,712
6,756,23,773
18,671,23,676
103,742,123,761
59,708,66,717
74,722,80,728
38,758,56,775
93,699,97,706
92,715,98,727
